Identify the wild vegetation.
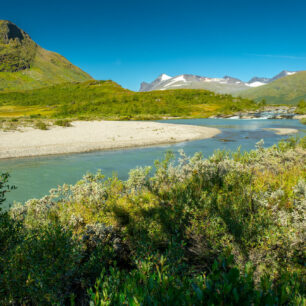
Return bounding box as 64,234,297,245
1,137,305,304
296,100,306,125
296,100,306,115
0,80,259,121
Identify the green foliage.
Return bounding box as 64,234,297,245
1,223,81,304
54,119,72,127
0,219,129,304
0,172,15,208
296,100,306,115
0,80,258,120
34,120,48,130
240,71,306,105
89,256,305,305
2,138,305,304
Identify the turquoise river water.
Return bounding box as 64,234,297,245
1,118,305,208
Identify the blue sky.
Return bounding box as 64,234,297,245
2,0,306,90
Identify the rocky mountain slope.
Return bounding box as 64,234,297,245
0,20,92,91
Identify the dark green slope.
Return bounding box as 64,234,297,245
239,71,306,105
0,20,92,91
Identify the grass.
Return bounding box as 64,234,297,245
0,80,259,121
0,105,54,118
0,47,93,92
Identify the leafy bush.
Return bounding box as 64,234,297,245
296,100,306,114
29,113,41,119
54,119,72,127
1,223,81,304
34,120,48,130
89,256,305,305
0,221,131,304
0,172,15,207
2,138,306,304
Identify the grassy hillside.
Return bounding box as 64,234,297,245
0,80,258,120
1,138,305,304
0,20,92,91
239,71,306,105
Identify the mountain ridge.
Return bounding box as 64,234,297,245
139,70,298,94
240,70,306,105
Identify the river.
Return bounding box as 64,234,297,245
1,118,305,208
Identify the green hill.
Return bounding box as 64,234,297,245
239,71,306,105
0,80,257,119
0,20,92,91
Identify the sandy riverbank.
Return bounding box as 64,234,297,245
264,128,299,135
0,121,220,159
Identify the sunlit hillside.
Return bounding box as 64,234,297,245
0,20,92,91
0,80,258,120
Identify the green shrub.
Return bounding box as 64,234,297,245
3,138,306,304
296,100,306,114
89,256,305,305
0,172,15,207
34,121,48,130
54,119,72,127
29,114,41,119
1,223,81,304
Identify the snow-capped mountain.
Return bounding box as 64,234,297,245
139,70,297,94
139,74,248,93
270,70,296,82
140,74,173,92
246,70,297,87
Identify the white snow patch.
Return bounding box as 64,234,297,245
163,75,187,87
246,81,266,87
173,75,187,82
160,74,172,81
201,78,212,82
286,71,296,76
202,78,223,83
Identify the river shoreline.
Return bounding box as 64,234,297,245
213,106,305,120
0,120,220,159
